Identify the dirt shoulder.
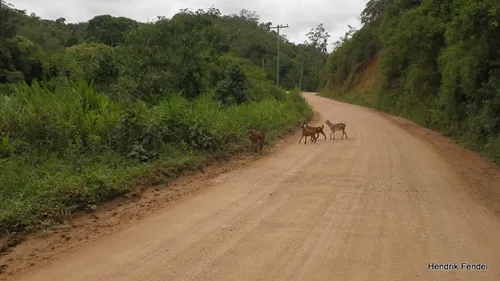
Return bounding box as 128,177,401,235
383,112,500,216
328,99,500,216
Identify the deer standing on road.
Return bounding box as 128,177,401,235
324,119,348,140
247,129,266,153
307,124,327,141
298,123,318,144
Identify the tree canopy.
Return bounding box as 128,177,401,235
0,2,330,94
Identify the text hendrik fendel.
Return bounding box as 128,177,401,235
427,262,488,271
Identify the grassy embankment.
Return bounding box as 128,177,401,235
0,81,312,233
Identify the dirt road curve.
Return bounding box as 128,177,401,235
12,93,500,281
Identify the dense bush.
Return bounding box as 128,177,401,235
0,82,311,232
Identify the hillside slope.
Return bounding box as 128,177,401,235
321,0,500,164
322,55,381,107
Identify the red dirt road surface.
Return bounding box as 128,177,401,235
6,93,500,281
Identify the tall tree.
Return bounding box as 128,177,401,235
306,23,330,54
360,0,393,25
0,0,16,39
85,15,138,46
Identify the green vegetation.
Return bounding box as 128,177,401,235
321,0,500,164
0,2,327,233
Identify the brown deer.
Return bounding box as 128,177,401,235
324,119,348,140
298,123,318,144
247,129,266,153
307,124,327,140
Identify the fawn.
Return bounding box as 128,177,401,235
307,124,327,140
298,123,318,144
247,129,266,153
324,119,348,140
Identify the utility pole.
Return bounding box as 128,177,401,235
299,61,304,90
269,24,289,87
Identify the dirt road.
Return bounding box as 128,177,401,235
10,93,500,281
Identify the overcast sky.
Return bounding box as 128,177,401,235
10,0,366,52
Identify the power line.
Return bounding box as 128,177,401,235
269,24,289,88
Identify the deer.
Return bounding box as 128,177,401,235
247,129,266,153
298,123,318,144
307,124,327,141
324,119,348,140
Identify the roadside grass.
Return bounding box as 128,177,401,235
0,81,313,233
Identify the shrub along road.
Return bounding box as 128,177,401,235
8,93,500,281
